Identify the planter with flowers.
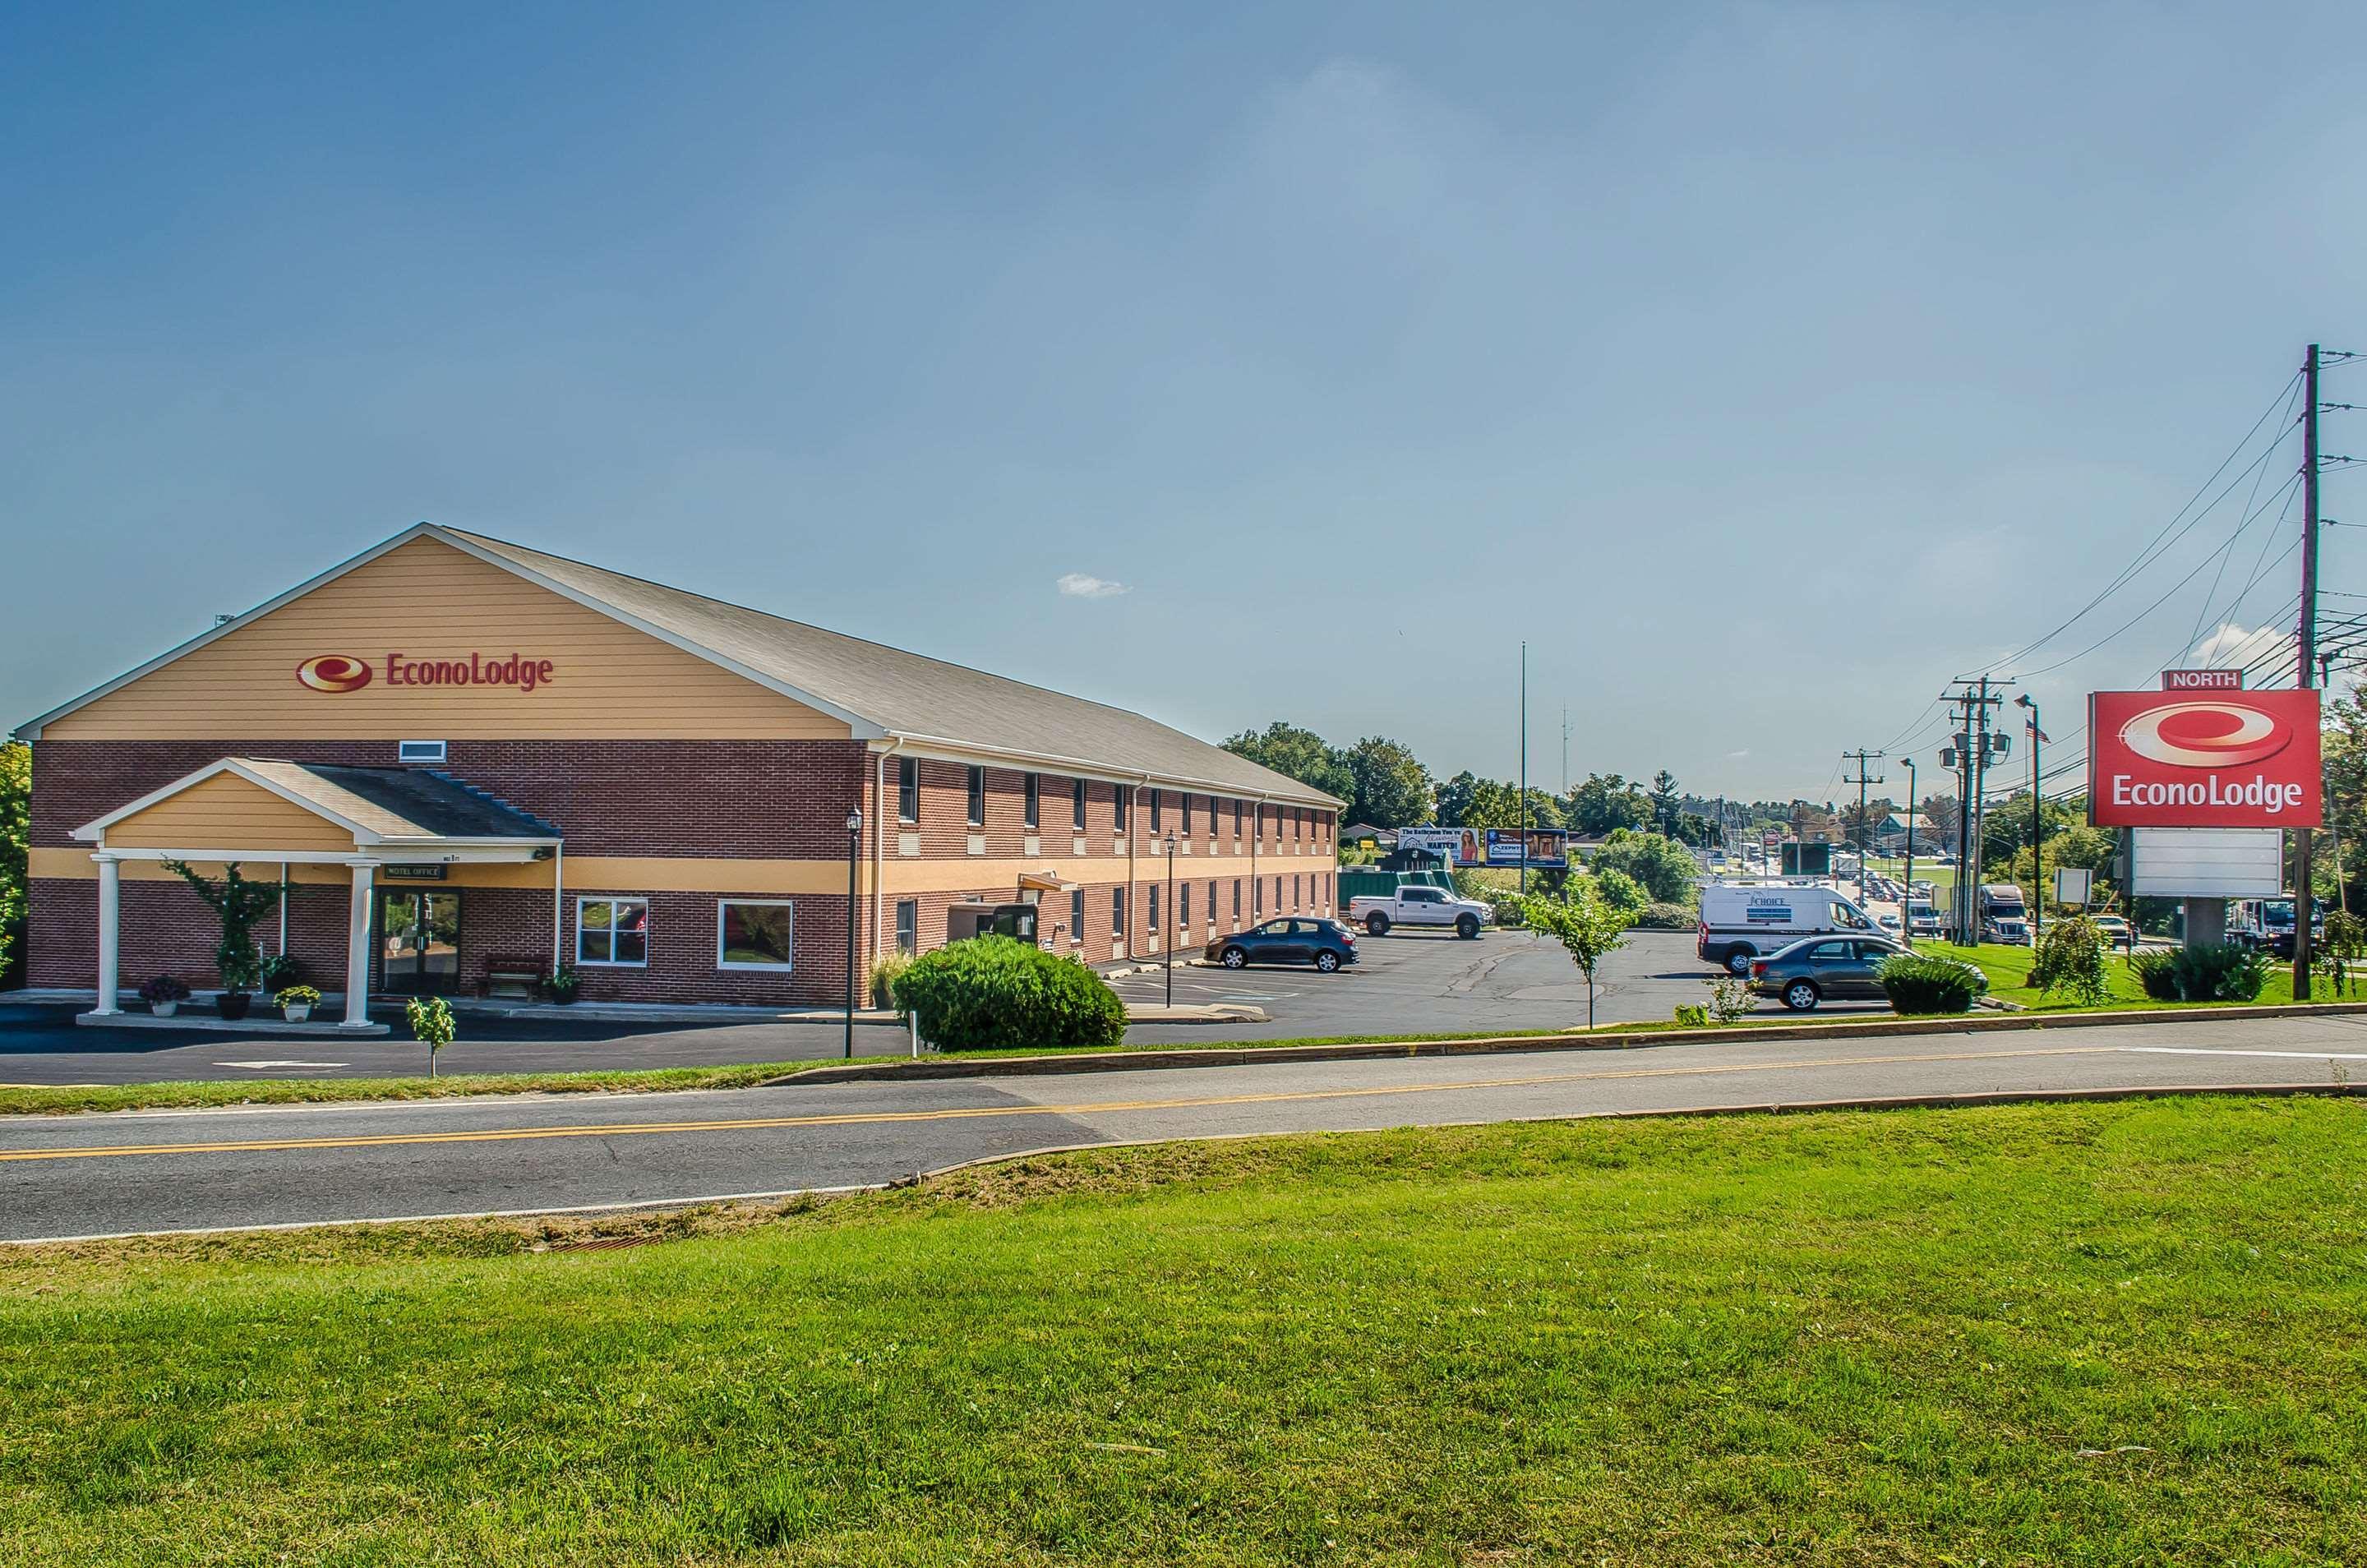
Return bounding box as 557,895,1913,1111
275,985,322,1023
139,975,191,1017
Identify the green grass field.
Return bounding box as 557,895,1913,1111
4,1099,2362,1565
1912,940,2327,1012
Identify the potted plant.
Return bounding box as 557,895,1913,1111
543,963,580,1005
138,975,191,1017
259,952,304,994
275,985,322,1023
215,951,259,1020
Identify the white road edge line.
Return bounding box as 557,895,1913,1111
2117,1047,2367,1060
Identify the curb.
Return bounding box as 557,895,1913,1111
767,1000,2367,1087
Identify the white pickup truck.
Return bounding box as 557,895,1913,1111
1348,885,1491,938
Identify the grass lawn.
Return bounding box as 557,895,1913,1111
3,1099,2362,1565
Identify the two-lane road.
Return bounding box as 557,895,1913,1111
7,1012,2366,1243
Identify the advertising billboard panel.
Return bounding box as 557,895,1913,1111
2129,828,2284,899
2088,688,2321,828
1393,826,1569,869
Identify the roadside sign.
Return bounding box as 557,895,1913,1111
2161,669,2243,691
2053,866,2093,906
2088,687,2321,828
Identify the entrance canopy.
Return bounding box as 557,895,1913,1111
73,758,561,1026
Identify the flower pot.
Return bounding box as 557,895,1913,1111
152,1000,179,1018
283,1004,312,1023
215,991,251,1021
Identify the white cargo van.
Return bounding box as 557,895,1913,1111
1696,880,1885,974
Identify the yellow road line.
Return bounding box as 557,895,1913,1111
0,1045,2119,1164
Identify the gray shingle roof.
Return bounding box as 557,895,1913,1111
445,528,1342,807
238,759,561,842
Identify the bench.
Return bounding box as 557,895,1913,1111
481,954,547,1000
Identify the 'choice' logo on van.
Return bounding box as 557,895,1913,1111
2117,700,2291,768
294,654,373,693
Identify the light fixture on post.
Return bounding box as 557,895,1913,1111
844,806,863,1060
1163,832,1178,1007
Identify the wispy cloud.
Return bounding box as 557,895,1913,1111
2193,620,2282,667
1726,748,1751,759
1057,572,1129,599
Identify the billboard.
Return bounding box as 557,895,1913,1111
2088,688,2321,828
1394,826,1568,869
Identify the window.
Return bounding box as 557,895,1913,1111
1208,881,1216,925
717,900,795,971
966,765,985,826
1151,789,1163,833
1113,888,1127,938
1073,777,1087,830
1070,888,1085,944
1149,883,1160,934
1233,799,1243,837
397,740,446,764
1179,883,1190,929
895,900,917,955
897,757,919,823
1182,794,1193,836
1233,880,1242,919
1253,879,1262,915
576,897,648,966
1293,875,1300,908
1114,788,1130,832
1023,772,1040,829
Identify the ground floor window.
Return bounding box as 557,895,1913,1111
1113,888,1127,941
1207,881,1216,926
1179,883,1190,929
718,900,795,970
1233,879,1242,920
1149,883,1160,934
1293,874,1300,909
577,897,648,966
895,899,918,955
1069,888,1085,945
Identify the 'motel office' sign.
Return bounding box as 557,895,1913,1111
2088,686,2322,828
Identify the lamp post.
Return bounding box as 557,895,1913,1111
1900,758,1917,947
843,806,862,1059
1162,832,1178,1007
2015,694,2042,942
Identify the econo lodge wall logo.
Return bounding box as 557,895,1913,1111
2089,688,2321,828
294,654,374,694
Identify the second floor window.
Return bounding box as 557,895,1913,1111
1150,790,1162,833
897,756,918,823
1073,777,1087,830
966,765,985,826
1023,772,1040,830
1114,788,1129,832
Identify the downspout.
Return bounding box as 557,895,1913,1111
1250,791,1264,920
551,839,564,976
872,741,901,974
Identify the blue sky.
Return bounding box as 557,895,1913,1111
6,2,2363,803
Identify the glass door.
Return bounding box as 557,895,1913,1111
379,890,463,995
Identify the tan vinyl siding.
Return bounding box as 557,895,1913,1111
103,773,358,855
44,537,853,741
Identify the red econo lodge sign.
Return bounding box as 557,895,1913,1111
2088,688,2322,828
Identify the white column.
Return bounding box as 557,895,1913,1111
91,852,123,1015
343,860,378,1028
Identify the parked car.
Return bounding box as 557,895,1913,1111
1348,885,1490,938
1207,918,1359,972
2090,914,2135,950
1746,935,1910,1011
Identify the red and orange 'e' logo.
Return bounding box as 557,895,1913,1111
295,654,373,694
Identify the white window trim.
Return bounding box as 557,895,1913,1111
575,896,649,968
397,739,447,763
717,897,796,971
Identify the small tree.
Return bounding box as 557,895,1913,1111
406,996,456,1077
1516,886,1635,1031
2029,913,2109,1007
162,860,284,994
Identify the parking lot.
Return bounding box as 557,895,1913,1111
1113,925,1890,1044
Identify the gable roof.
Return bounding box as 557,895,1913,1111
76,758,562,845
20,524,1341,807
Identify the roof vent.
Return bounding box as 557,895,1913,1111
398,740,447,764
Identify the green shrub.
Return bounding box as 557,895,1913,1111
869,952,915,1012
1631,902,1696,930
890,936,1126,1051
1593,866,1648,914
1876,952,1985,1015
2029,915,2109,1005
2129,948,2180,1001
1673,1003,1710,1027
2129,943,2271,1003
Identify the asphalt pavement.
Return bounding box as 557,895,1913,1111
0,931,1779,1086
6,1010,2365,1242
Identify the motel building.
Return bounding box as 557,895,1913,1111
16,525,1343,1024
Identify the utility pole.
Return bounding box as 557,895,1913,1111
1561,706,1571,797
1842,749,1885,892
1943,678,2009,943
1518,641,1529,894
2295,343,2323,998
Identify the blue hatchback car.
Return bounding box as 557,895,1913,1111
1205,918,1359,973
